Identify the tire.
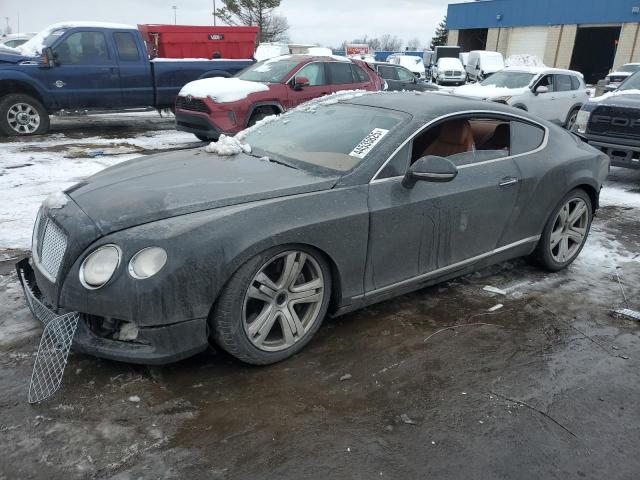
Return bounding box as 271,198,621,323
211,245,332,365
0,93,50,136
195,134,211,142
532,189,593,272
565,107,580,130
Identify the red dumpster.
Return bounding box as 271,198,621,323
138,24,258,59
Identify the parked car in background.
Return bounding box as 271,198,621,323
455,67,588,128
465,50,505,82
573,71,640,170
175,55,384,141
459,52,469,68
18,92,609,366
0,33,36,49
0,22,253,136
371,62,438,92
432,57,466,85
600,63,640,93
423,50,435,78
387,54,426,78
254,43,289,61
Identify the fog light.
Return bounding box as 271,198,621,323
128,247,167,279
80,245,121,289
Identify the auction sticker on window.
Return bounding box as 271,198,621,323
349,128,389,159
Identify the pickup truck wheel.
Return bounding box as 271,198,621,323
0,94,49,136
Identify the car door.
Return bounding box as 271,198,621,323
552,74,577,123
285,62,331,108
111,31,154,108
527,74,557,122
376,64,402,90
366,114,522,291
395,66,422,91
46,29,122,109
327,61,366,93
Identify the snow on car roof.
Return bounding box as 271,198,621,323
502,66,582,76
18,21,136,56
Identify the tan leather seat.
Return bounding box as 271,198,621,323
422,119,475,158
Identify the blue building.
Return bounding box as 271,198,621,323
446,0,640,82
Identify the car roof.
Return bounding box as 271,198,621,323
503,66,581,76
343,91,518,120
274,54,354,63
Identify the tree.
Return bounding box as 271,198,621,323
215,0,290,43
430,16,448,49
378,33,402,51
406,37,422,51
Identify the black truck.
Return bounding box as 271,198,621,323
573,71,640,169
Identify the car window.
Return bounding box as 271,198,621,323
510,121,545,155
55,31,110,64
537,75,554,92
377,65,398,80
351,64,369,83
295,62,327,86
377,142,411,179
328,62,355,84
481,71,536,88
570,75,581,90
397,67,415,81
411,117,511,167
554,74,573,92
113,32,140,61
238,58,300,83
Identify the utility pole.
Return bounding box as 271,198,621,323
172,5,177,25
212,0,217,26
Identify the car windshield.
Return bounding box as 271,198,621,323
619,64,640,73
481,71,535,88
237,58,300,83
619,72,640,91
242,103,409,173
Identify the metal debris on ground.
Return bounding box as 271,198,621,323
400,414,416,425
612,308,640,322
488,304,504,312
483,286,507,295
339,373,352,381
28,312,79,403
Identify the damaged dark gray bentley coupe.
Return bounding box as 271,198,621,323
18,92,610,366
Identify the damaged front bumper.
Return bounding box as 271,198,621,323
17,258,210,365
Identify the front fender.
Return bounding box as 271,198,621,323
59,186,370,327
0,69,50,105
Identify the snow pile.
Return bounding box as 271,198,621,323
454,83,529,99
18,21,135,57
590,89,640,103
505,54,545,68
43,191,68,209
204,134,251,155
179,77,269,103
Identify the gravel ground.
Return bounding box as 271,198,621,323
1,115,639,480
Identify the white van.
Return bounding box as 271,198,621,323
465,50,505,82
387,54,426,78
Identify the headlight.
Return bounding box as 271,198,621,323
575,110,591,134
79,245,121,289
128,247,167,280
491,96,512,104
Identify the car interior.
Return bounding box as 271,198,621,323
411,117,511,166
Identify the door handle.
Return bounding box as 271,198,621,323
499,177,519,187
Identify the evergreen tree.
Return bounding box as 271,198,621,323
430,16,448,49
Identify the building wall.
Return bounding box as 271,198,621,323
486,28,510,56
543,25,578,68
614,22,640,68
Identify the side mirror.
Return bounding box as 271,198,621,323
41,47,56,67
534,85,549,95
293,75,310,91
402,155,458,188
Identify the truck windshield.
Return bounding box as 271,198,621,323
481,71,535,88
620,64,640,73
619,72,640,91
242,103,409,174
237,58,300,83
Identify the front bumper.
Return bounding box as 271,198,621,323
17,258,209,365
175,110,223,140
583,135,640,170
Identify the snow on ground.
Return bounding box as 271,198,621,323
0,129,198,249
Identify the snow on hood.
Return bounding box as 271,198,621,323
179,77,270,103
18,21,135,57
590,89,640,102
454,83,529,99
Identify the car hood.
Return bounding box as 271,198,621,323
66,149,339,234
607,71,633,78
590,90,640,106
0,51,35,63
454,84,530,99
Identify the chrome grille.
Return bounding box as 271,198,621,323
444,70,462,76
33,214,67,281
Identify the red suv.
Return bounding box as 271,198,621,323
175,55,385,141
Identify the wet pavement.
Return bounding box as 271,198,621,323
1,118,639,479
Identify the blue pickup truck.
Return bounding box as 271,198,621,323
0,22,254,136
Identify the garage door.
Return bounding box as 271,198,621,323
507,27,548,59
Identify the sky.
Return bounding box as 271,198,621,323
0,0,452,49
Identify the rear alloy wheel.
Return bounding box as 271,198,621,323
534,189,592,271
212,246,331,364
0,93,50,136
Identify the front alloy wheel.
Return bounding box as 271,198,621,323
212,246,331,364
0,93,50,136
